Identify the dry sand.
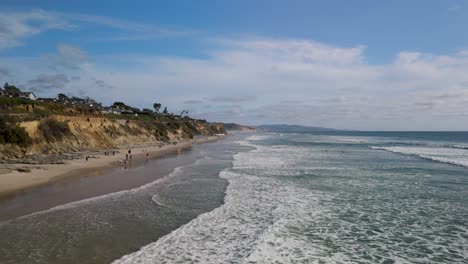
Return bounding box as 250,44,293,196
0,135,224,199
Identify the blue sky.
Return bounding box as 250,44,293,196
1,1,468,130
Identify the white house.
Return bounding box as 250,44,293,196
19,92,37,101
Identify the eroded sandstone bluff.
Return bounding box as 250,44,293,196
0,115,225,158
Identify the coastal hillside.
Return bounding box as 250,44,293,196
0,88,225,158
14,116,224,155
222,123,256,131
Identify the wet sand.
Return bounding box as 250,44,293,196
0,136,225,221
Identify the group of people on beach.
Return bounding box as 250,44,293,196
117,149,132,169
142,149,150,158
115,148,150,169
85,150,115,162
83,145,154,169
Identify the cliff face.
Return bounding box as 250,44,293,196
15,115,225,155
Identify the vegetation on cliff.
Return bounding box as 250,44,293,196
0,118,31,147
38,118,72,143
0,85,225,157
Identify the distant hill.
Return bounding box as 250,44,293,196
223,123,256,131
256,124,338,132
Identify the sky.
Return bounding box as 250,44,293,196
1,1,468,130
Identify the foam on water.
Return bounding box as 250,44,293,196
4,161,196,223
371,146,468,168
113,133,468,263
113,161,332,263
284,134,373,145
112,138,333,263
332,136,369,143
453,145,468,150
286,133,468,152
245,134,274,141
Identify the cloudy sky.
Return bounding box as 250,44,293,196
1,1,468,130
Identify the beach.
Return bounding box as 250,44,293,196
0,133,243,264
1,132,467,263
0,135,224,200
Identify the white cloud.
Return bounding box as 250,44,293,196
27,73,69,92
2,37,468,130
0,9,187,50
207,95,256,103
0,9,73,49
448,5,462,12
88,38,468,130
55,43,90,69
223,38,366,65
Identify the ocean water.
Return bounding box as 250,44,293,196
0,135,249,264
1,132,468,263
114,131,468,264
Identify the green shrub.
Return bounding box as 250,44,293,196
121,124,140,136
38,118,71,142
33,108,48,118
0,118,32,147
104,125,120,136
0,97,32,109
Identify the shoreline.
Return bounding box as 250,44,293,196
0,135,225,200
0,134,240,264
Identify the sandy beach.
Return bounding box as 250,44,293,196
0,135,225,199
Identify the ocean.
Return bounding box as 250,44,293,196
1,132,468,263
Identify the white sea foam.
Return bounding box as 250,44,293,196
113,139,340,263
332,136,369,143
371,146,468,168
17,156,226,222
452,144,468,150
113,134,468,263
113,171,332,263
9,163,194,222
245,134,273,141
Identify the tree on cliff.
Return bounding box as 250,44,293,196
153,103,161,113
142,108,153,114
3,82,21,95
162,107,168,115
112,102,126,108
180,110,189,116
112,101,140,113
57,93,69,101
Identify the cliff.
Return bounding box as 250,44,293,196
0,95,225,159
0,115,225,158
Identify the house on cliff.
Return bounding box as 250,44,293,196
19,92,37,101
1,83,37,100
